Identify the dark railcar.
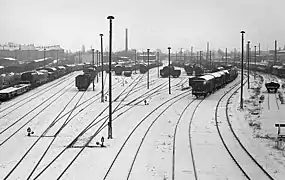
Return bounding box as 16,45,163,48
114,65,123,75
75,75,92,91
192,75,215,98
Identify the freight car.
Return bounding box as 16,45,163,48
192,67,237,98
75,68,97,91
114,65,123,75
160,65,181,78
21,71,48,86
265,81,280,93
193,64,204,76
184,63,194,75
139,64,148,74
0,83,31,101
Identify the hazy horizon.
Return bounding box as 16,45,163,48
1,0,285,53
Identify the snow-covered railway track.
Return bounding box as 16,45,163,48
103,91,191,180
215,80,274,180
172,99,202,180
0,81,75,147
28,73,156,179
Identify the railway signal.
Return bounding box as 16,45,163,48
240,31,245,109
100,34,104,102
168,47,171,94
107,15,114,139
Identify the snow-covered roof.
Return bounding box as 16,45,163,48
0,66,4,69
197,75,215,81
211,71,225,78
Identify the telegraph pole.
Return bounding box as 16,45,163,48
240,31,245,109
92,49,95,91
168,47,171,94
147,49,150,89
107,15,114,139
247,41,250,89
100,33,104,102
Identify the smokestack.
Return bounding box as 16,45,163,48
125,28,128,52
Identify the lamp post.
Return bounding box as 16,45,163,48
247,41,250,89
96,50,99,83
157,51,159,78
147,49,150,89
92,49,95,91
57,50,59,67
168,47,171,94
225,48,228,66
134,49,137,74
196,51,198,65
240,31,245,109
210,51,212,70
100,33,104,102
254,45,257,80
107,15,114,139
199,51,202,67
44,48,46,68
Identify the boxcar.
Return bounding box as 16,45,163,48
75,75,92,91
192,75,215,98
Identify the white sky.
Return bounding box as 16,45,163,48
1,0,285,52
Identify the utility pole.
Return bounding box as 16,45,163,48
107,15,114,139
240,31,245,109
100,33,104,102
196,52,198,65
168,47,171,94
96,50,99,82
147,49,150,89
92,49,95,91
247,41,250,89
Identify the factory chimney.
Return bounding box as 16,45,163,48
125,28,128,52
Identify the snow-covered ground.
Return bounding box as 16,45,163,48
0,65,285,180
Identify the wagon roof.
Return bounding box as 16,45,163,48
211,71,225,77
195,75,215,81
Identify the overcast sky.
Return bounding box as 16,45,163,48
1,0,285,52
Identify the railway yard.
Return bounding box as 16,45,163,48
0,61,285,180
